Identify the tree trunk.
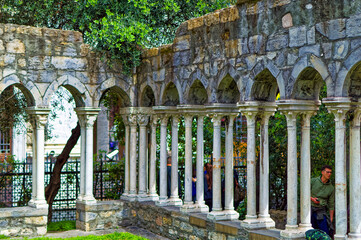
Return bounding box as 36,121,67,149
45,122,81,222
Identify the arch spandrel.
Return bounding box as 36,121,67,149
249,68,279,102
43,75,91,108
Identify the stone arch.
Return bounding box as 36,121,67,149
217,74,240,104
43,75,91,107
249,69,279,101
290,67,324,100
139,85,156,107
160,82,180,106
95,77,132,107
289,54,332,98
98,86,131,108
187,79,208,105
338,47,361,98
0,74,39,106
216,65,243,101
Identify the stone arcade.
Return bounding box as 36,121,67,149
1,0,361,239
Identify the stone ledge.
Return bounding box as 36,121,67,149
0,206,47,218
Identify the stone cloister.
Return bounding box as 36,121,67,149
1,0,361,239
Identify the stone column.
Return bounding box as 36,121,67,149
330,108,348,240
349,110,361,239
281,111,299,237
168,116,182,206
258,112,275,227
194,115,209,212
208,115,223,220
181,115,194,211
156,115,169,206
27,107,50,209
242,112,258,226
299,112,313,230
128,115,138,201
137,114,149,201
79,109,99,203
223,115,239,220
121,116,130,200
148,116,159,201
96,103,109,153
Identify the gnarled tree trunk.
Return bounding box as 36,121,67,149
45,122,81,222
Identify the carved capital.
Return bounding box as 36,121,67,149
160,115,169,126
172,116,180,127
351,109,361,128
283,111,298,128
26,107,50,130
184,114,193,127
138,114,149,126
151,115,159,126
128,114,138,126
243,111,257,127
121,115,129,125
212,114,222,127
78,114,97,129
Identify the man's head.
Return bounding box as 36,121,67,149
321,165,332,181
167,156,172,165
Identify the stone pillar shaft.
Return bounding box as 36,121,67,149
148,117,159,200
196,116,208,212
333,110,348,239
129,115,138,200
285,112,298,228
349,111,361,238
157,116,168,205
245,113,257,221
212,115,222,211
224,116,235,211
299,113,312,229
124,124,130,195
169,117,182,205
137,115,149,199
184,115,193,205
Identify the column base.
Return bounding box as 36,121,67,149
76,195,97,204
207,210,239,221
241,215,261,229
280,225,305,239
127,193,138,202
348,233,361,239
120,193,129,200
180,202,196,212
155,197,168,206
334,234,348,240
167,197,183,206
137,193,150,202
257,214,276,228
146,193,159,201
28,199,48,209
298,223,312,231
191,203,209,213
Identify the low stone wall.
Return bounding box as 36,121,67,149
77,200,249,239
0,206,47,237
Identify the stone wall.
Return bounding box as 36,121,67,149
77,200,249,240
0,206,47,237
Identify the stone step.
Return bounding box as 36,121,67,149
249,229,281,240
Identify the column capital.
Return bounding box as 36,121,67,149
160,115,169,126
75,107,100,129
121,115,129,125
128,114,138,126
351,109,361,128
212,114,222,126
26,107,51,129
282,111,298,127
243,111,257,125
184,114,193,126
137,114,149,126
172,115,180,126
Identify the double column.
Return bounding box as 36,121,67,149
207,112,239,220
76,107,100,204
120,116,130,200
137,114,150,201
26,107,50,209
241,102,276,228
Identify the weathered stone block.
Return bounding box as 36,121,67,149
289,26,306,48
204,12,220,26
322,43,332,59
282,13,293,28
287,52,298,65
51,56,87,70
6,39,25,53
188,17,204,30
238,38,248,56
24,216,47,226
266,35,288,51
225,39,238,58
299,44,320,56
180,222,193,232
220,6,239,23
0,40,4,52
333,40,349,59
173,35,190,52
316,19,346,40
248,35,264,54
346,16,361,38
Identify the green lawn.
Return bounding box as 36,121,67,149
30,232,148,240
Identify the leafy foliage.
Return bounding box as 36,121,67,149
0,0,236,74
47,220,76,232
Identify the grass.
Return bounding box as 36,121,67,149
47,221,76,232
29,232,148,240
0,235,9,239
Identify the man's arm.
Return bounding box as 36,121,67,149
330,210,334,222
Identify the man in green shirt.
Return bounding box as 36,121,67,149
310,165,335,236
